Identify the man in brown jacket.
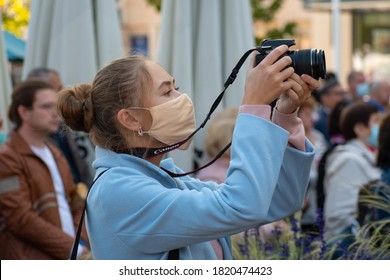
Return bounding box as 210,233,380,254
26,67,95,187
0,80,89,259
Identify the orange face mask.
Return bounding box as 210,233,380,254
139,94,196,149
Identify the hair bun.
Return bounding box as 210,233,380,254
57,84,94,132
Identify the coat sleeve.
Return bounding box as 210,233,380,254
264,139,314,222
91,114,302,254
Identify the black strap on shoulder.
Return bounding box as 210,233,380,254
167,248,180,260
70,168,181,260
70,169,108,260
316,143,338,210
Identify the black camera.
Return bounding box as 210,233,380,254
255,39,326,80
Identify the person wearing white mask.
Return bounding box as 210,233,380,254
57,48,320,260
323,102,382,257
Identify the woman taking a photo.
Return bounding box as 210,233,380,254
57,45,320,260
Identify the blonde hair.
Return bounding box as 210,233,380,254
57,56,152,150
204,107,238,158
298,96,316,113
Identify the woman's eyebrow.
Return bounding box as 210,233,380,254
158,79,175,90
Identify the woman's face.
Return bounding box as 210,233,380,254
357,111,383,144
120,61,183,149
144,61,181,108
369,112,383,127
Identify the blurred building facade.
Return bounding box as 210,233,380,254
119,0,390,87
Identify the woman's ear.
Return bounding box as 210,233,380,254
117,109,140,132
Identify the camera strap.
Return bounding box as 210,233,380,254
117,48,258,177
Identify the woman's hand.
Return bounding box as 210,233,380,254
276,73,320,114
243,45,295,106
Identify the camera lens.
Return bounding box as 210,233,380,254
290,49,326,80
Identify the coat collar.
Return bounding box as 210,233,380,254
7,129,61,158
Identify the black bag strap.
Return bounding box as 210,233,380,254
167,248,180,260
70,169,181,260
316,143,338,210
70,169,109,260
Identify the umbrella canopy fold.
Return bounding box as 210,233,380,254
21,0,125,179
22,0,125,87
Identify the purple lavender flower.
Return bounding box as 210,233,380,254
279,243,290,258
316,208,326,259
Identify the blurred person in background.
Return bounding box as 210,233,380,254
315,99,352,220
323,102,382,257
360,113,390,224
27,67,94,187
311,71,338,104
196,107,238,184
377,114,390,186
367,79,390,114
0,116,7,145
297,97,328,233
27,67,63,92
327,99,352,145
0,80,89,259
314,79,348,145
347,70,366,101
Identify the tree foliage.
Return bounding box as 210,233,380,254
251,0,296,45
147,0,161,12
0,0,30,37
251,0,283,22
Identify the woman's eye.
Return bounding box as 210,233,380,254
164,87,179,96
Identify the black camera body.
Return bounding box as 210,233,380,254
255,39,326,80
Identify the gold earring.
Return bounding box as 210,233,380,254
138,127,143,137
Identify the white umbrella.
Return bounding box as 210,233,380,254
0,14,13,131
157,0,254,170
22,0,125,86
22,0,125,178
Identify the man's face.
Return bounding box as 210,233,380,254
322,84,347,110
23,89,59,135
375,81,390,106
350,73,366,98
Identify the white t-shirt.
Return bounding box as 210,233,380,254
31,145,76,238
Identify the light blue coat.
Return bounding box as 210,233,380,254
86,113,314,259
